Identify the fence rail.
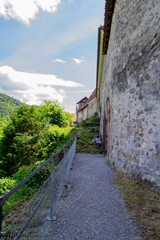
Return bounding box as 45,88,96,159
0,135,76,240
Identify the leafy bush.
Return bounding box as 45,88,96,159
0,117,8,138
0,102,75,177
0,104,48,175
37,125,74,159
40,101,65,126
76,113,100,128
85,113,100,126
63,112,74,126
13,163,51,191
0,100,77,223
0,178,16,196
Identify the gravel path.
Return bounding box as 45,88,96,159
46,153,141,240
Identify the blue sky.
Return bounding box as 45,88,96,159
0,0,105,113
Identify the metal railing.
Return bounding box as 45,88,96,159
0,135,76,240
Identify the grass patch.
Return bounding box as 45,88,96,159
114,172,160,240
61,194,68,198
75,113,102,154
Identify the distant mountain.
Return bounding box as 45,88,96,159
0,93,23,119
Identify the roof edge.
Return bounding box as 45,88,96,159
103,0,116,55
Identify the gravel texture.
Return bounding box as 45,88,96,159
46,153,141,240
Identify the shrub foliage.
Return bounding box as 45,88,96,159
0,101,74,178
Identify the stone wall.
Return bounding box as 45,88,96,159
77,109,83,123
77,107,88,123
77,96,98,122
83,107,88,121
88,97,98,119
100,0,160,188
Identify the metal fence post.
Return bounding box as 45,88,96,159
0,136,76,238
50,156,55,221
64,146,66,158
0,198,3,239
74,136,76,152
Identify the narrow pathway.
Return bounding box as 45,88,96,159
46,153,141,240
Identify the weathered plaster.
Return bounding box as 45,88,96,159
77,107,88,123
88,97,98,119
100,0,160,188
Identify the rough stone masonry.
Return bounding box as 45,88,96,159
99,0,160,189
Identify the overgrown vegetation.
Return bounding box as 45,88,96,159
0,101,74,177
75,113,102,154
114,172,160,240
0,93,23,119
0,99,75,223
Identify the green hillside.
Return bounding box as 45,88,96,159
0,93,23,119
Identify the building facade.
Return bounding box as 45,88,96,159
76,97,88,123
98,0,160,189
76,89,98,123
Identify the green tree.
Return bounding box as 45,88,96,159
0,93,23,120
0,104,47,175
0,101,74,177
63,112,74,126
40,101,65,126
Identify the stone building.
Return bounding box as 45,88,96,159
97,0,160,189
76,97,88,123
76,89,98,123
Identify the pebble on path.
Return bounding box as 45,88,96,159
46,153,141,240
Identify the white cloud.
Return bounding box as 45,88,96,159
62,96,76,113
17,85,64,105
68,0,74,3
67,89,93,94
0,65,84,107
71,58,84,65
0,66,83,88
52,58,66,64
0,0,61,25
